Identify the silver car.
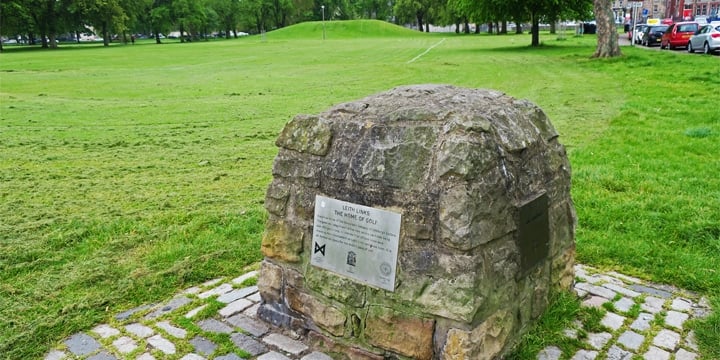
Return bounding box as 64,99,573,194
687,22,720,54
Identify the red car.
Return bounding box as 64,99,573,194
661,22,699,49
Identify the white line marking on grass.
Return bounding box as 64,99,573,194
407,38,447,63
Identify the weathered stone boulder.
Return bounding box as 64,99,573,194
258,84,576,359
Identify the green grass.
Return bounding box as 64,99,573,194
507,292,588,359
1,19,719,358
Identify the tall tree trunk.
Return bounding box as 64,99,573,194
516,22,523,34
488,22,493,34
592,0,622,57
475,25,480,34
531,13,540,46
550,22,556,34
416,12,424,32
501,20,507,34
425,22,429,32
455,22,460,33
464,18,470,33
102,22,110,47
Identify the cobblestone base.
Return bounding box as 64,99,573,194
45,271,332,360
45,264,712,360
537,264,712,360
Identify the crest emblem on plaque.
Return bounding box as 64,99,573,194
346,251,356,266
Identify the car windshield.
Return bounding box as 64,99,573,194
677,24,697,32
652,26,668,32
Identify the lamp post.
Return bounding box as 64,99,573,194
321,5,326,40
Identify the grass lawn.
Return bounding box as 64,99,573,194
1,20,718,358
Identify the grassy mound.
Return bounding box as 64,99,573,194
265,19,429,39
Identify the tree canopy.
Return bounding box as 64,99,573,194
1,0,601,50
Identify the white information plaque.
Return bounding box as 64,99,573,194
311,195,401,291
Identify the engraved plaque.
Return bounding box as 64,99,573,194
311,195,401,291
518,193,549,275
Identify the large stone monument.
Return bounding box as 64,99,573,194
258,85,576,359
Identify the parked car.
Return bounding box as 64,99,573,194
633,24,649,44
642,25,669,46
661,22,699,49
687,22,720,54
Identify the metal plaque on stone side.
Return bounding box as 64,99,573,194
311,195,401,291
517,193,550,276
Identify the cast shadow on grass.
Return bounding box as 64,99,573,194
457,42,600,56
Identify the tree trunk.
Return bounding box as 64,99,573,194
102,22,110,47
550,22,556,34
155,33,162,44
455,22,460,34
464,18,470,34
501,21,507,34
475,25,480,34
516,22,523,34
592,0,622,57
488,22,493,34
416,12,424,32
531,13,540,46
425,23,429,32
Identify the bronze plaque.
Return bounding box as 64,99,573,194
518,193,549,275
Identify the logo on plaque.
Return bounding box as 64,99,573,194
347,251,357,266
310,195,401,291
314,242,326,256
379,262,392,277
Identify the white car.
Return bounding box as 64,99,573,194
633,24,648,44
687,22,720,54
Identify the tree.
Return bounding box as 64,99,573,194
76,0,129,46
270,0,293,28
0,0,33,50
592,0,622,57
171,0,207,41
238,0,271,33
148,0,172,43
356,0,392,20
23,0,72,48
394,0,431,31
209,0,240,38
